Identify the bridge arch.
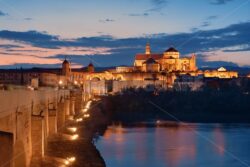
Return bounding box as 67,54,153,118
0,131,14,167
91,77,101,81
116,74,124,81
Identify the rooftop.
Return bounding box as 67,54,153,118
165,47,179,53
135,54,163,60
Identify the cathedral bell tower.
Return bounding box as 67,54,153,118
88,62,95,73
145,42,151,55
62,58,70,76
190,53,197,71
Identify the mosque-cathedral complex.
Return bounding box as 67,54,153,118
134,43,197,72
0,43,239,94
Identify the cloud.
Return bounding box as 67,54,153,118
0,21,250,68
0,38,113,67
0,30,60,49
206,15,218,20
197,15,219,29
210,0,234,5
0,63,62,69
222,44,250,52
147,0,168,12
99,18,115,23
152,0,167,5
0,44,23,49
0,10,8,16
201,21,211,27
151,0,168,8
128,0,167,17
24,18,32,21
128,13,149,17
202,48,250,66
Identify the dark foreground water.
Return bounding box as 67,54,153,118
96,123,250,167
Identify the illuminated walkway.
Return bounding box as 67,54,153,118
43,100,106,167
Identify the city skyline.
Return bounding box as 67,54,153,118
0,0,250,68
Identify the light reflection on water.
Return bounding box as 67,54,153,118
96,123,250,167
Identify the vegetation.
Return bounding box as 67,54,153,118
101,79,250,123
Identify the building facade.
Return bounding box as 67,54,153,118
0,42,239,94
134,43,197,72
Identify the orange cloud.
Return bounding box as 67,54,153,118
199,46,250,66
0,39,113,67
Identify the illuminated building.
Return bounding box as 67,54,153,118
0,42,239,93
203,67,238,79
134,43,197,72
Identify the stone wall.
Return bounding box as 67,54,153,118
0,88,70,167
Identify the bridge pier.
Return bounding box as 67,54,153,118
70,95,76,116
30,116,44,167
64,98,70,119
13,106,32,167
75,91,84,114
48,109,57,136
57,101,65,132
0,89,76,167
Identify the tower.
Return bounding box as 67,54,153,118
145,42,151,55
88,62,94,73
62,58,70,76
190,53,197,71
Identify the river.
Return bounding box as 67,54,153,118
96,123,250,167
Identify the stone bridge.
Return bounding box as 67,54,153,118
0,88,86,167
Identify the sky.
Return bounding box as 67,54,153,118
0,0,250,68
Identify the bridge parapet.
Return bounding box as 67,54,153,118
0,88,70,167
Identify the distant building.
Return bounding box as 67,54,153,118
0,42,239,94
0,68,63,86
203,67,238,79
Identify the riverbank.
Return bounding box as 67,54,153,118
101,88,250,124
43,101,109,167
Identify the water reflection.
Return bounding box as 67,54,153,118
96,123,250,167
213,126,225,155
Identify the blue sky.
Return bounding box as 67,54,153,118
0,0,250,68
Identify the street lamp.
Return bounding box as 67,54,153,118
59,80,63,85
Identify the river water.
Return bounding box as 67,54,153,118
96,123,250,167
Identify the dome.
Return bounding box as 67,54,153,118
143,58,158,64
165,47,178,53
88,62,94,67
88,62,94,72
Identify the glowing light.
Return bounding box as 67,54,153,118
74,81,78,85
85,100,92,109
156,120,161,124
84,114,90,118
64,160,69,165
82,108,88,113
93,98,100,101
67,157,76,163
59,80,63,85
67,127,77,133
71,134,79,140
76,118,83,122
27,86,34,91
